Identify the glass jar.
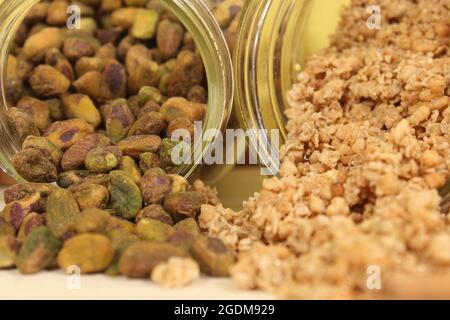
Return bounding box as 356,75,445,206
0,0,233,182
0,0,347,193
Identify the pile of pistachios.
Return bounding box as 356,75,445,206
0,0,241,286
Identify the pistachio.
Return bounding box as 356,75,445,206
57,233,114,274
136,218,174,242
159,138,185,169
79,17,99,35
47,98,65,121
213,0,243,28
111,8,140,28
44,119,94,150
168,51,205,97
46,1,69,26
61,94,102,128
17,226,61,274
190,236,235,277
173,217,200,235
135,204,174,225
104,99,136,143
12,148,58,183
140,168,172,204
73,71,111,103
0,236,21,269
166,117,195,140
85,146,123,173
71,183,110,210
4,183,55,211
45,48,74,81
139,152,162,172
109,170,143,219
138,100,161,118
57,170,92,188
24,2,49,24
44,188,81,237
128,60,160,94
101,0,122,12
118,241,188,278
138,86,165,106
68,208,111,234
17,212,45,242
97,43,118,61
117,35,138,61
6,108,40,143
63,36,99,61
117,135,162,158
29,65,71,97
61,133,112,171
96,28,123,45
107,215,137,234
119,156,142,183
23,27,64,62
163,191,207,217
187,85,208,104
16,96,51,131
131,9,159,40
103,59,127,99
0,218,15,237
128,111,166,136
157,19,184,60
167,230,196,251
22,136,63,166
75,57,105,77
160,97,206,122
125,0,147,6
105,228,139,276
125,44,152,72
5,76,24,105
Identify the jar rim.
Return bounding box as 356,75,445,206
0,0,234,182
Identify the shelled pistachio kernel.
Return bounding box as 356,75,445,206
0,218,15,237
12,148,58,183
16,226,61,274
119,156,141,183
174,218,201,235
70,182,110,210
85,146,123,173
57,233,114,274
44,118,94,150
0,236,21,269
117,135,162,158
61,133,112,171
190,236,235,277
44,188,80,237
68,208,111,235
136,218,174,242
2,192,41,230
118,241,188,278
61,94,102,128
109,170,143,220
17,212,45,241
164,191,207,217
105,228,139,276
140,168,172,204
131,9,159,40
22,136,63,166
57,170,91,188
139,152,162,172
136,204,174,225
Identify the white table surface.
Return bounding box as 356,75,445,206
0,188,273,300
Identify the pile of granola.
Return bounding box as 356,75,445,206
199,0,450,298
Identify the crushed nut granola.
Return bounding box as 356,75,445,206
199,0,450,298
151,257,200,288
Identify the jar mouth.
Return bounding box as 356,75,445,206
0,0,234,182
233,0,313,176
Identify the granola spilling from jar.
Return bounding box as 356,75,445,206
200,0,450,298
0,0,242,288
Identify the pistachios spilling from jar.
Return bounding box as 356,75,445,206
0,0,242,288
